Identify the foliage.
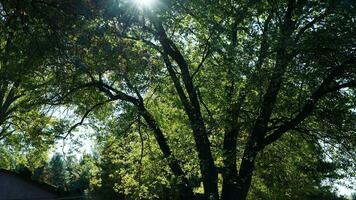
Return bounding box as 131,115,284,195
0,0,355,200
249,134,346,200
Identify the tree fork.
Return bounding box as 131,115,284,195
149,13,219,199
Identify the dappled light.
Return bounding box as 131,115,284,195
0,0,355,200
134,0,156,9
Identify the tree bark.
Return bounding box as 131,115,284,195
221,13,271,200
221,94,244,200
230,2,298,197
235,140,259,200
150,15,219,199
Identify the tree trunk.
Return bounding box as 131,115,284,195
151,15,219,199
235,141,259,200
221,98,243,200
188,112,219,199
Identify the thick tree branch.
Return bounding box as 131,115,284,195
93,81,140,105
0,123,11,140
122,68,144,103
149,12,218,198
137,105,194,199
162,54,191,112
294,11,328,43
123,35,163,54
0,84,23,128
234,3,304,198
89,79,195,198
263,58,356,147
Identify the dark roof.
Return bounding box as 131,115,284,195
0,168,62,196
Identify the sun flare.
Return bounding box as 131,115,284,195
134,0,155,8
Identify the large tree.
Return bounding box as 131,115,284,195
3,0,355,199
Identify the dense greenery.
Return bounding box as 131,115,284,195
0,0,355,199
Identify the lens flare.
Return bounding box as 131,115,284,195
134,0,155,8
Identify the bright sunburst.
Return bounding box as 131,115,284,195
134,0,156,8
